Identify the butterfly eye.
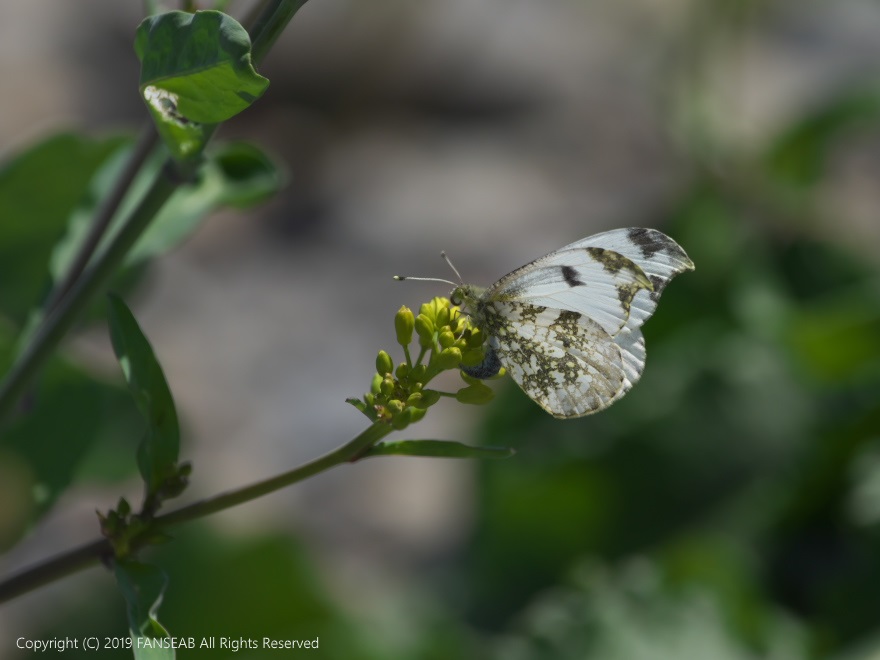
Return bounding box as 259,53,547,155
451,292,462,306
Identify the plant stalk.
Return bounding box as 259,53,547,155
0,422,391,604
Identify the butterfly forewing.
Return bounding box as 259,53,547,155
571,227,695,328
486,246,653,337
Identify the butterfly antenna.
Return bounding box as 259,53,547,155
440,251,463,283
393,275,457,286
393,250,462,286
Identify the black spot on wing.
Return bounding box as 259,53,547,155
561,265,585,287
649,274,665,302
626,227,687,263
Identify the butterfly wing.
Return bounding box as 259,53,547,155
566,227,695,329
455,228,692,415
484,242,653,338
475,300,626,418
577,228,693,400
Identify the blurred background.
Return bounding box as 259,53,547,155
2,0,880,657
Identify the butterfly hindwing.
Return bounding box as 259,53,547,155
474,300,626,418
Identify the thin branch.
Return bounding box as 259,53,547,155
43,126,159,315
249,0,311,66
0,161,184,423
0,539,111,605
0,422,392,604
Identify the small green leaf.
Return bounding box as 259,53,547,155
135,11,269,159
364,440,515,460
114,561,175,660
125,142,283,265
107,295,180,494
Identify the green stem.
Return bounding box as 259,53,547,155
43,127,159,315
0,538,112,605
0,1,314,424
0,161,185,423
154,422,390,527
249,0,311,66
0,422,392,604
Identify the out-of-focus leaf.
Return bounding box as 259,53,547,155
134,11,269,159
492,560,808,660
114,561,174,660
764,87,880,187
0,329,141,551
126,142,283,264
209,141,284,208
50,141,283,289
786,292,880,383
0,133,129,327
107,295,179,494
365,439,515,459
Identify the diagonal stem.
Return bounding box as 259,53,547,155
0,422,391,604
0,0,312,424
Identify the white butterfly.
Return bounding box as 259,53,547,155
400,228,694,419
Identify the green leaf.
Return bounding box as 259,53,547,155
0,132,129,328
365,439,515,460
134,11,269,159
106,294,180,494
114,561,175,660
126,142,284,265
764,86,880,187
785,292,880,383
0,328,141,551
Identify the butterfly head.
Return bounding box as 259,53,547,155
450,284,484,311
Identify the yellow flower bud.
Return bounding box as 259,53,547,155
438,330,456,348
410,364,427,383
466,327,485,348
395,306,414,346
436,305,450,330
391,405,423,430
415,389,441,407
461,348,486,367
376,350,394,376
415,314,435,348
380,376,395,396
370,373,383,394
437,347,462,370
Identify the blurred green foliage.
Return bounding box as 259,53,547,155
4,2,880,660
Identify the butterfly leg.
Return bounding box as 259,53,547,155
461,345,502,379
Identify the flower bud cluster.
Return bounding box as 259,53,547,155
348,297,496,430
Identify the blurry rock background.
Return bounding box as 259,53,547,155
2,0,880,658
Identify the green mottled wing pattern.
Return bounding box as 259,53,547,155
473,301,625,418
